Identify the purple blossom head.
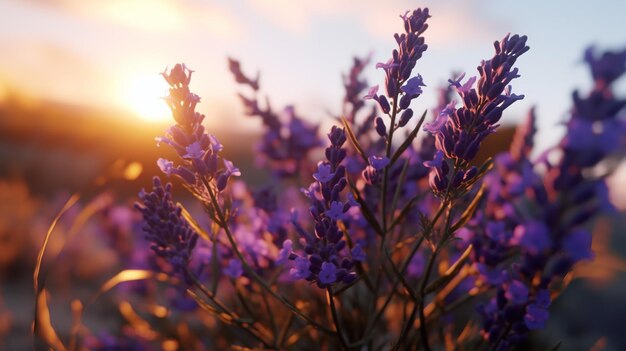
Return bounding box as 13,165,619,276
351,243,366,262
423,101,455,134
228,57,260,90
401,74,426,97
135,177,199,279
504,280,529,305
368,155,390,170
313,162,335,183
364,85,379,100
584,46,626,87
223,258,243,279
562,228,594,262
184,142,204,159
512,221,552,255
325,201,346,220
319,262,338,285
277,239,293,265
524,304,549,330
290,256,311,280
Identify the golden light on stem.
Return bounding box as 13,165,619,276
123,73,171,123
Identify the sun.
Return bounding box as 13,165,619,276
124,73,172,123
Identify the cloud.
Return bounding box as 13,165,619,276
24,0,244,38
243,0,504,46
0,40,115,106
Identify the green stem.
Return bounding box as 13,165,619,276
186,270,272,347
327,287,350,350
380,79,400,241
201,177,336,335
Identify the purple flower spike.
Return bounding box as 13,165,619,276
157,158,174,176
135,177,199,279
184,142,204,159
375,60,397,70
290,257,311,280
223,259,243,279
351,243,366,262
277,239,293,265
423,103,453,134
563,228,594,261
223,159,241,177
513,221,552,255
368,155,390,170
313,162,335,183
319,262,338,285
524,304,549,330
325,201,345,220
401,74,426,96
505,280,529,305
364,85,379,100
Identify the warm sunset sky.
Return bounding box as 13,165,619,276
1,0,625,151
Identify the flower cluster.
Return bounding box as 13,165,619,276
121,6,626,351
468,47,626,349
287,126,358,288
157,64,240,193
135,177,199,278
424,34,529,197
366,8,430,139
229,58,322,177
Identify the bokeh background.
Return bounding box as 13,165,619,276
1,1,625,350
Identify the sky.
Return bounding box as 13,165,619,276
1,0,626,152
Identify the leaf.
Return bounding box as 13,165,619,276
390,110,427,165
99,269,154,294
347,177,384,236
341,117,369,165
389,191,427,232
34,194,81,294
88,269,170,307
425,244,473,294
451,183,486,232
179,202,213,242
549,341,562,351
34,289,66,351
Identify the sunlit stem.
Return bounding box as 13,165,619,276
327,287,350,350
380,79,400,242
186,269,273,347
355,202,447,346
200,176,337,336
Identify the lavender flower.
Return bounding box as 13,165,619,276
121,6,626,350
471,45,624,349
156,64,240,193
288,126,357,288
368,8,430,138
424,34,529,196
229,58,322,177
135,177,199,279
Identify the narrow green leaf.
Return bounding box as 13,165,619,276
451,183,487,232
390,110,427,165
341,117,369,165
425,244,473,294
347,177,384,236
549,341,562,351
35,194,81,294
179,202,213,242
34,289,66,351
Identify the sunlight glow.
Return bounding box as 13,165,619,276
124,73,171,123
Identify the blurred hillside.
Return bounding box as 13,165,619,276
0,87,516,199
0,89,261,198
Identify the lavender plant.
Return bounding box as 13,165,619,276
127,6,625,351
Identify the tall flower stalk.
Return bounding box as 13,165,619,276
126,7,626,351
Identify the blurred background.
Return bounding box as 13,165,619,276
1,0,625,350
